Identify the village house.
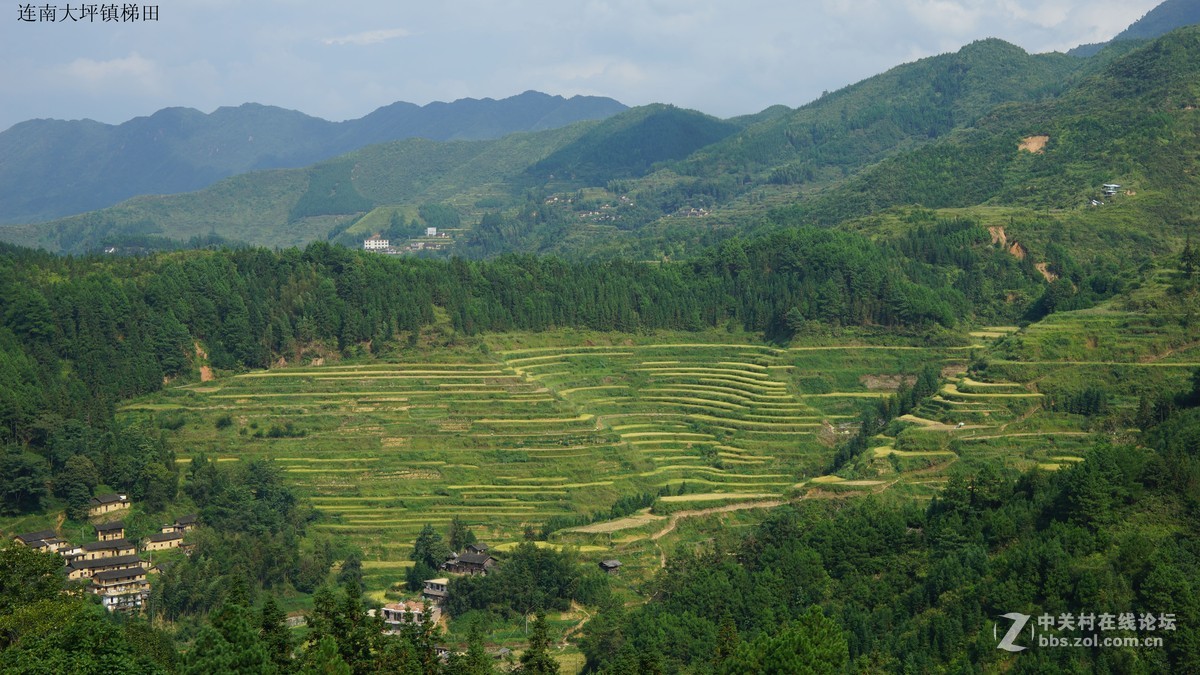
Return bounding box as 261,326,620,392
441,550,495,576
381,600,438,632
143,531,184,552
67,553,145,581
599,559,623,575
422,578,449,606
87,493,130,517
89,567,150,612
94,521,125,542
13,529,70,554
465,542,489,555
76,539,137,562
160,514,197,535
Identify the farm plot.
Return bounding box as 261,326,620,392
122,338,971,592
121,358,634,588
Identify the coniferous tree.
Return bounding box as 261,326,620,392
260,594,294,671
518,612,559,675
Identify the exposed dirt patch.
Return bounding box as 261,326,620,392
942,366,965,379
194,342,208,360
1035,262,1058,282
1019,135,1049,153
311,357,325,367
988,226,1007,248
199,366,214,382
859,374,914,391
1008,241,1028,260
571,512,665,534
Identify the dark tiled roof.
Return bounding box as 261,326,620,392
146,532,183,543
90,493,127,506
600,559,622,568
93,568,145,582
69,554,144,572
94,521,125,532
14,529,57,544
457,552,493,566
82,538,132,552
466,542,489,553
175,514,198,525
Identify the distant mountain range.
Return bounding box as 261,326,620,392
0,91,626,225
1069,0,1200,56
4,0,1200,259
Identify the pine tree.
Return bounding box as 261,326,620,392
299,635,352,675
260,594,294,671
518,612,560,674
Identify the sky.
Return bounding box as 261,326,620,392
0,0,1164,132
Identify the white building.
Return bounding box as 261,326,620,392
425,227,437,237
364,236,390,251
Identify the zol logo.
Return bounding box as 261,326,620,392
995,613,1033,652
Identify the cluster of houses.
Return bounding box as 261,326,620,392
380,541,622,636
11,494,197,613
362,229,452,255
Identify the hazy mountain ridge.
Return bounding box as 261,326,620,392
773,26,1200,229
0,91,626,225
1068,0,1200,56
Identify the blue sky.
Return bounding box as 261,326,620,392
0,0,1162,131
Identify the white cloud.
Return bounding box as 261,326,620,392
59,53,163,93
321,28,410,46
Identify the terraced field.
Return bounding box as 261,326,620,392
114,312,1196,595
121,338,969,590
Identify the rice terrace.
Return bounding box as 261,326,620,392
114,316,1193,597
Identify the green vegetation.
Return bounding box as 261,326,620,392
2,15,1200,675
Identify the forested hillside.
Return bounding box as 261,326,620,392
0,91,626,226
773,26,1200,230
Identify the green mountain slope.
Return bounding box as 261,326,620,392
773,26,1200,235
0,92,625,226
1070,0,1200,56
0,123,595,253
675,39,1085,185
525,104,739,184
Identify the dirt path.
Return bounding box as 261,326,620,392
561,602,592,647
650,499,786,568
650,499,786,542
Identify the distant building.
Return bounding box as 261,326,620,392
363,236,390,251
67,554,145,581
142,532,184,552
422,578,449,606
89,567,149,612
87,493,130,517
425,227,437,237
599,559,623,575
382,600,438,632
442,551,494,576
77,539,137,561
94,521,125,542
160,514,197,535
13,529,58,548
